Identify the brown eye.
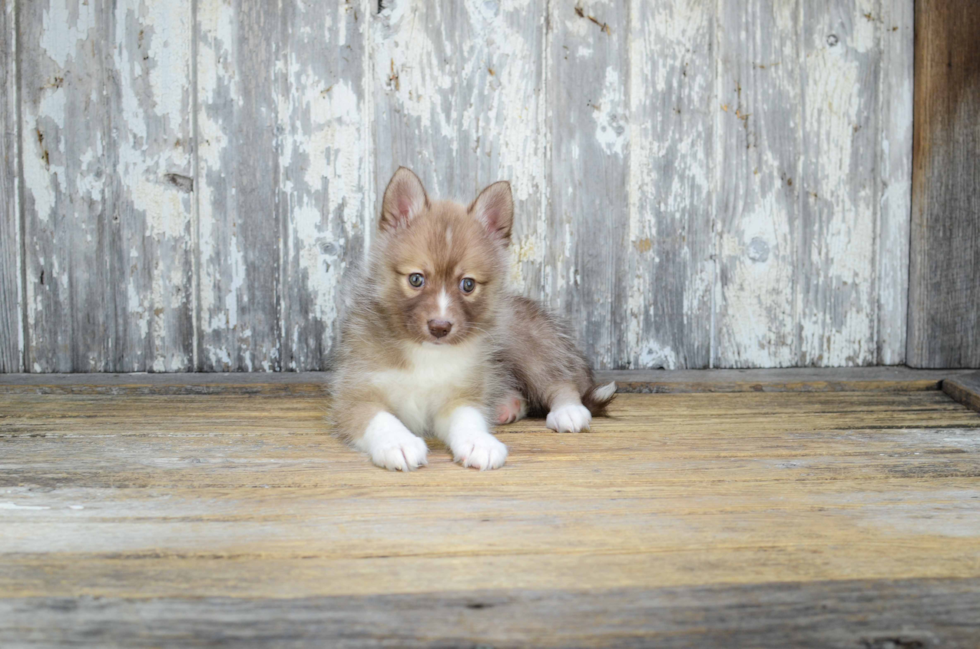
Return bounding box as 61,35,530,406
408,273,425,288
460,277,476,294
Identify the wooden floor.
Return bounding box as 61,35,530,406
2,371,980,647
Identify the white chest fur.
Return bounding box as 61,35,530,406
366,338,486,435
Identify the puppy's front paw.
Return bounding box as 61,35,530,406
546,403,592,433
358,412,428,471
451,428,508,471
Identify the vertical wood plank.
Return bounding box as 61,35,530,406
875,0,912,365
908,1,980,368
372,0,548,303
20,0,113,372
0,0,22,372
278,0,370,371
107,0,195,371
196,0,281,371
372,0,457,200
715,0,803,368
798,0,878,366
626,0,713,369
548,0,629,369
454,0,548,303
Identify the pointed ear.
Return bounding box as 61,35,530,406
468,181,513,243
381,167,429,230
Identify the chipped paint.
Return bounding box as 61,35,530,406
10,0,915,372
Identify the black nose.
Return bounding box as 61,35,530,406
427,319,452,339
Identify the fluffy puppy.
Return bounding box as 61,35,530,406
332,167,615,471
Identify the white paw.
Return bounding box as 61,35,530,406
446,407,508,471
546,403,592,433
357,412,428,471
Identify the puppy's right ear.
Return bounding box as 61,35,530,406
380,167,429,231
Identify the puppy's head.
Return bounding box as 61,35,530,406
372,167,513,346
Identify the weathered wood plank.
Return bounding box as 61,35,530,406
1,391,979,606
196,0,281,371
626,0,713,369
454,0,548,303
876,0,913,365
908,0,980,368
277,1,370,371
106,0,195,371
20,0,113,372
943,372,980,413
799,0,878,366
3,368,975,395
714,0,802,368
547,1,629,370
372,0,548,305
0,0,21,372
3,579,978,648
372,0,457,201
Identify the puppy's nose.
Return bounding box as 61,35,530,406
427,319,452,339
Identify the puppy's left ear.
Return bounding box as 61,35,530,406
468,181,513,243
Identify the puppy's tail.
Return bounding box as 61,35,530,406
582,381,617,417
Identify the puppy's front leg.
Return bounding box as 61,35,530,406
434,404,508,471
350,406,429,472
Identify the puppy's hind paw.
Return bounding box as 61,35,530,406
546,403,592,433
495,392,528,425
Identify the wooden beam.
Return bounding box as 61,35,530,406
908,0,980,368
1,368,977,395
2,578,978,648
943,372,980,413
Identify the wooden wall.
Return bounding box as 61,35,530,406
908,0,980,368
1,0,916,372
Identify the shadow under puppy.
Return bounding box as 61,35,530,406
332,167,616,471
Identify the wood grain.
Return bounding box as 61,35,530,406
0,0,21,372
4,367,974,395
3,579,979,648
714,0,802,368
908,0,980,368
4,1,922,371
548,0,629,370
372,0,548,317
196,0,281,371
107,0,196,372
20,0,114,372
876,0,913,365
799,0,878,366
943,372,980,413
1,388,979,643
278,0,371,371
626,0,713,369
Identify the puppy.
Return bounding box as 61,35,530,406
332,167,616,471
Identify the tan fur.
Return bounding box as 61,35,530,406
332,168,615,468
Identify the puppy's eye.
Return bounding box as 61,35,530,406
459,277,476,294
408,273,425,288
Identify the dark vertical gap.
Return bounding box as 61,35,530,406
15,0,29,372
905,0,918,366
